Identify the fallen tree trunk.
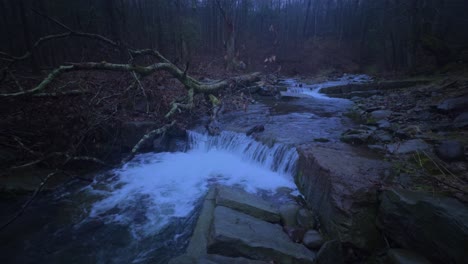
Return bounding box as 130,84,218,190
0,62,260,97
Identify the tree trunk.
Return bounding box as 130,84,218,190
19,0,39,73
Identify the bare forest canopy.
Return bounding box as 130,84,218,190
2,0,468,75
1,0,468,181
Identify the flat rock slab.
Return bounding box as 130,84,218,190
216,186,280,223
208,206,315,264
296,143,390,250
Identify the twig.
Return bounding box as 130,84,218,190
0,170,59,231
131,71,149,113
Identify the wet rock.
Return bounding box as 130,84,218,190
437,96,468,112
296,208,317,230
283,226,307,243
377,120,392,129
378,189,468,264
296,144,389,250
453,112,468,129
387,249,431,264
386,139,430,154
435,140,465,161
246,124,265,136
258,86,278,96
208,206,315,264
302,230,324,249
372,130,393,143
279,203,300,227
316,240,344,264
370,110,393,121
340,129,373,145
207,120,222,136
215,186,280,223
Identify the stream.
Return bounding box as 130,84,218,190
0,75,370,264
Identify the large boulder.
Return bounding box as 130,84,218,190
208,206,316,264
377,189,468,264
296,143,390,250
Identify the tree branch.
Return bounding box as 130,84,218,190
123,120,177,163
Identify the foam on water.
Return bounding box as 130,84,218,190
87,131,298,238
281,74,372,99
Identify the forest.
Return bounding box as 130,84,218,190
0,1,467,264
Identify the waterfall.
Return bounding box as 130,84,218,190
187,130,298,175
86,130,298,240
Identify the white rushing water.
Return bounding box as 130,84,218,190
281,74,372,99
86,131,298,238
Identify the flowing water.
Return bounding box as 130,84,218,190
280,74,372,99
0,131,298,264
0,75,367,264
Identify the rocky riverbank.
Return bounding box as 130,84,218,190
315,76,468,263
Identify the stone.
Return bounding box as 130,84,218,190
279,203,301,227
316,240,344,264
302,230,324,249
370,110,393,121
378,189,468,263
207,120,222,136
454,112,468,129
283,226,307,243
184,189,217,257
296,208,317,230
296,144,390,251
435,140,465,161
198,254,269,264
437,96,468,112
208,206,316,264
246,124,265,136
215,186,280,223
377,120,392,129
386,139,430,154
387,249,431,264
372,130,393,143
340,129,373,145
